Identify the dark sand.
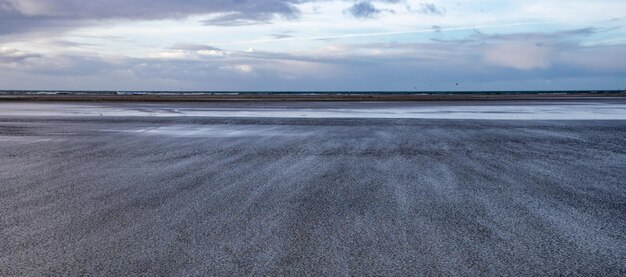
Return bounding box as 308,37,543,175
1,101,625,275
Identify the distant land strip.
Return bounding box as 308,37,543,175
0,90,624,102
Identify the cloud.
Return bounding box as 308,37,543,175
483,42,553,70
3,26,624,91
0,0,303,19
0,46,41,63
217,21,549,46
154,44,227,59
271,33,294,39
221,64,254,74
468,28,599,44
345,1,381,19
170,44,223,52
429,28,606,70
202,13,276,26
0,0,306,35
418,3,445,16
202,4,300,26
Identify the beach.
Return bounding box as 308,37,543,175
1,99,625,275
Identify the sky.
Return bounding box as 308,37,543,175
0,0,625,91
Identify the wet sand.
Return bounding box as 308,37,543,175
1,100,625,275
0,98,626,119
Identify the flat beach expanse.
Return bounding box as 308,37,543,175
1,99,625,275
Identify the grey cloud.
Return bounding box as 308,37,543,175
0,0,308,35
44,39,98,48
0,0,304,20
170,44,223,51
202,3,301,26
202,12,278,26
477,28,598,41
431,28,601,46
270,32,295,39
0,47,41,63
272,34,294,39
346,1,381,19
418,3,445,16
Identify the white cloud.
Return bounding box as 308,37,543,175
483,43,554,70
198,49,225,57
151,50,188,60
235,64,253,73
221,64,254,74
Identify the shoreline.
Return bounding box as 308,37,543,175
0,92,625,102
1,98,625,120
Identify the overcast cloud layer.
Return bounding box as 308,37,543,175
0,0,625,91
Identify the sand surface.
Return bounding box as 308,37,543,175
1,101,625,275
